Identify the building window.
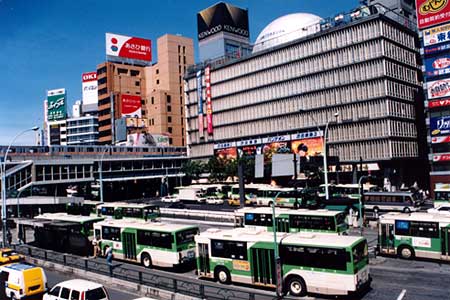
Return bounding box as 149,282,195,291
156,79,159,85
167,95,171,103
178,45,181,53
151,97,154,105
168,127,173,133
183,56,186,64
156,69,159,74
169,138,173,144
183,46,185,54
118,68,128,75
168,116,172,123
135,81,140,86
141,99,146,105
178,56,181,63
130,70,140,77
167,105,172,112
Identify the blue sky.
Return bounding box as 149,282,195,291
0,0,357,145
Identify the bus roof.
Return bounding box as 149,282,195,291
379,212,450,223
235,207,343,217
94,219,198,232
35,213,105,223
97,202,158,209
82,200,102,205
364,191,414,196
198,228,363,248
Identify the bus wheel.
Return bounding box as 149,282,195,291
403,207,411,213
287,276,307,297
268,201,274,207
398,245,415,260
10,293,17,300
141,253,152,268
214,267,231,284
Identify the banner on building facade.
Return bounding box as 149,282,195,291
423,23,450,46
425,54,450,77
47,88,67,121
121,95,142,118
196,70,204,138
205,65,213,134
427,78,450,99
82,72,98,106
431,115,450,136
106,33,151,62
429,98,450,108
416,0,450,29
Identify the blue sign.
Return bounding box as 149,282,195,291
430,116,450,136
425,54,450,77
196,70,203,115
424,42,450,56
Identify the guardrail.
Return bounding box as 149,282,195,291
13,244,282,300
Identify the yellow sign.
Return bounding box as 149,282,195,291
420,0,448,15
232,260,250,271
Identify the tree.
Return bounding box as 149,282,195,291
181,160,205,181
207,156,227,182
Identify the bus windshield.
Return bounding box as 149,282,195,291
352,240,368,271
176,228,199,245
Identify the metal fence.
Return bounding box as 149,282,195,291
13,244,282,300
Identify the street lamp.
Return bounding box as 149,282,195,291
271,192,282,297
1,126,39,246
358,175,371,236
299,110,339,200
99,146,111,203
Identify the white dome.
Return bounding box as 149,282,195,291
253,13,323,53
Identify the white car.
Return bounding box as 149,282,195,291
427,204,450,215
161,195,180,203
43,279,110,300
206,196,224,205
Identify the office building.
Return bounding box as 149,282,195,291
66,115,99,145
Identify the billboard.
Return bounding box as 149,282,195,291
423,23,450,46
427,78,450,99
126,133,153,146
429,99,450,107
425,54,450,77
205,66,213,134
433,153,450,161
291,137,324,157
424,41,450,55
430,116,450,136
47,88,67,121
432,136,450,143
82,72,98,107
416,0,450,29
214,147,237,160
106,33,152,62
152,134,170,147
197,2,249,40
126,117,148,128
197,70,204,138
121,95,142,118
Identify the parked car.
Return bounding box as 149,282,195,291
161,195,180,203
43,279,109,300
0,262,47,299
427,203,450,215
0,248,24,265
206,196,224,205
168,202,187,209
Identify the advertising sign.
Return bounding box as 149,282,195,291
106,33,152,62
205,66,213,134
126,133,153,146
424,41,450,55
416,0,450,29
214,147,237,160
430,116,450,136
197,2,249,40
121,95,142,118
429,99,450,107
433,154,450,161
47,88,67,121
427,78,450,99
425,54,450,76
151,134,170,147
423,23,450,46
126,117,148,128
263,141,291,162
197,70,204,138
82,71,98,106
432,135,450,143
291,137,324,157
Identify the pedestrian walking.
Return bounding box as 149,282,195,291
105,246,113,276
6,230,12,245
92,236,100,258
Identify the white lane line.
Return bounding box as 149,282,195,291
396,289,407,300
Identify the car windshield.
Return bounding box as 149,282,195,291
352,240,368,268
2,250,16,257
86,287,107,300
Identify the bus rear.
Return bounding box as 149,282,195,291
174,227,198,266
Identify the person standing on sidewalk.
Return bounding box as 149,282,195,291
105,246,113,276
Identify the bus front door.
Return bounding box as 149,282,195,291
379,223,395,254
441,227,450,261
197,243,210,276
275,218,290,233
122,232,137,260
251,247,276,287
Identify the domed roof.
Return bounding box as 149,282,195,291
253,13,323,53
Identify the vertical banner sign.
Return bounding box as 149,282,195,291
121,95,142,118
205,65,213,134
197,70,204,138
47,88,67,121
416,0,450,29
82,72,98,106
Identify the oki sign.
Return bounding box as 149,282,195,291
82,72,97,82
106,33,152,62
416,0,450,29
82,72,98,106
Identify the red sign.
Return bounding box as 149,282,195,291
121,95,142,118
433,57,450,69
82,72,97,82
429,99,450,108
205,66,213,134
432,136,450,143
433,154,450,161
416,0,450,29
106,33,152,62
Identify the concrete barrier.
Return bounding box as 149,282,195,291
26,257,202,300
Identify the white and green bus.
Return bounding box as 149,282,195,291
97,202,161,221
434,187,450,207
234,207,348,234
378,212,450,261
35,212,105,237
196,228,370,297
94,219,198,268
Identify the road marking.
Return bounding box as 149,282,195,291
396,289,406,300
